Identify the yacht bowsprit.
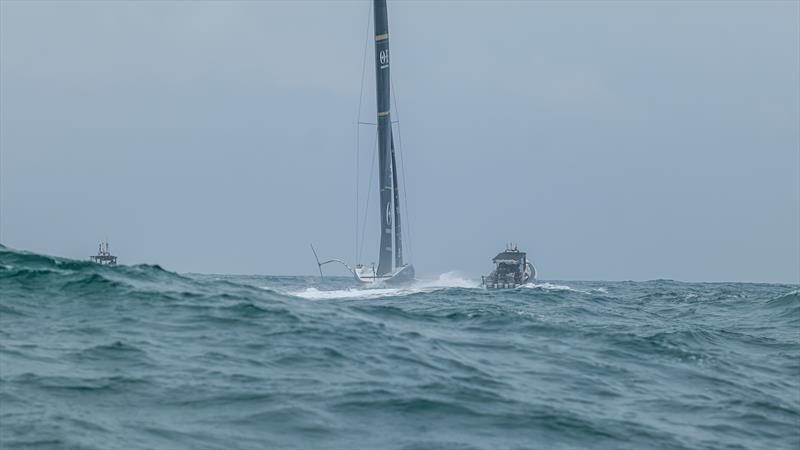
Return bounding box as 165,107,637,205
312,0,414,286
482,245,536,289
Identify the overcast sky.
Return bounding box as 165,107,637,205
1,1,798,283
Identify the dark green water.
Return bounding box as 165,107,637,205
1,246,798,449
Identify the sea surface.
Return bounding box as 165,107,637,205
1,246,798,450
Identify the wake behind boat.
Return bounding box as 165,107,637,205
313,0,414,286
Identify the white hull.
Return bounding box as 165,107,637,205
354,264,415,286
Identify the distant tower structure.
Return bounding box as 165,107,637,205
90,240,117,265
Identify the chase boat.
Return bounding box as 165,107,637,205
90,240,117,266
481,245,536,289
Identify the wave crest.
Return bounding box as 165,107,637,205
283,271,480,300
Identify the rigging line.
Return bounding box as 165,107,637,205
358,130,379,263
355,1,372,264
390,75,413,263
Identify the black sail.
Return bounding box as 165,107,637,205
373,0,401,276
390,132,403,268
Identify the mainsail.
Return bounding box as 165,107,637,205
390,133,403,269
374,0,404,276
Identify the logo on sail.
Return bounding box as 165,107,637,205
379,50,389,69
386,202,393,227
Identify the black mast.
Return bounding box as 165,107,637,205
374,0,403,276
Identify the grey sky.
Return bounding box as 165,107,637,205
1,1,798,283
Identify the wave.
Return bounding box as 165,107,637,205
0,246,180,287
10,372,151,393
282,271,480,300
766,289,799,308
765,289,800,323
520,281,590,294
69,341,150,364
418,271,481,289
282,273,604,301
2,245,799,450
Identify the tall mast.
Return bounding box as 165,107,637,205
374,0,395,276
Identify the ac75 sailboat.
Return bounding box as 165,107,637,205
312,0,415,285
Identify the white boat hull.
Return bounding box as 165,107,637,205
354,264,415,286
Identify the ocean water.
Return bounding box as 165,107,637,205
1,246,798,450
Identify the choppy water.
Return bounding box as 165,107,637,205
1,246,798,450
